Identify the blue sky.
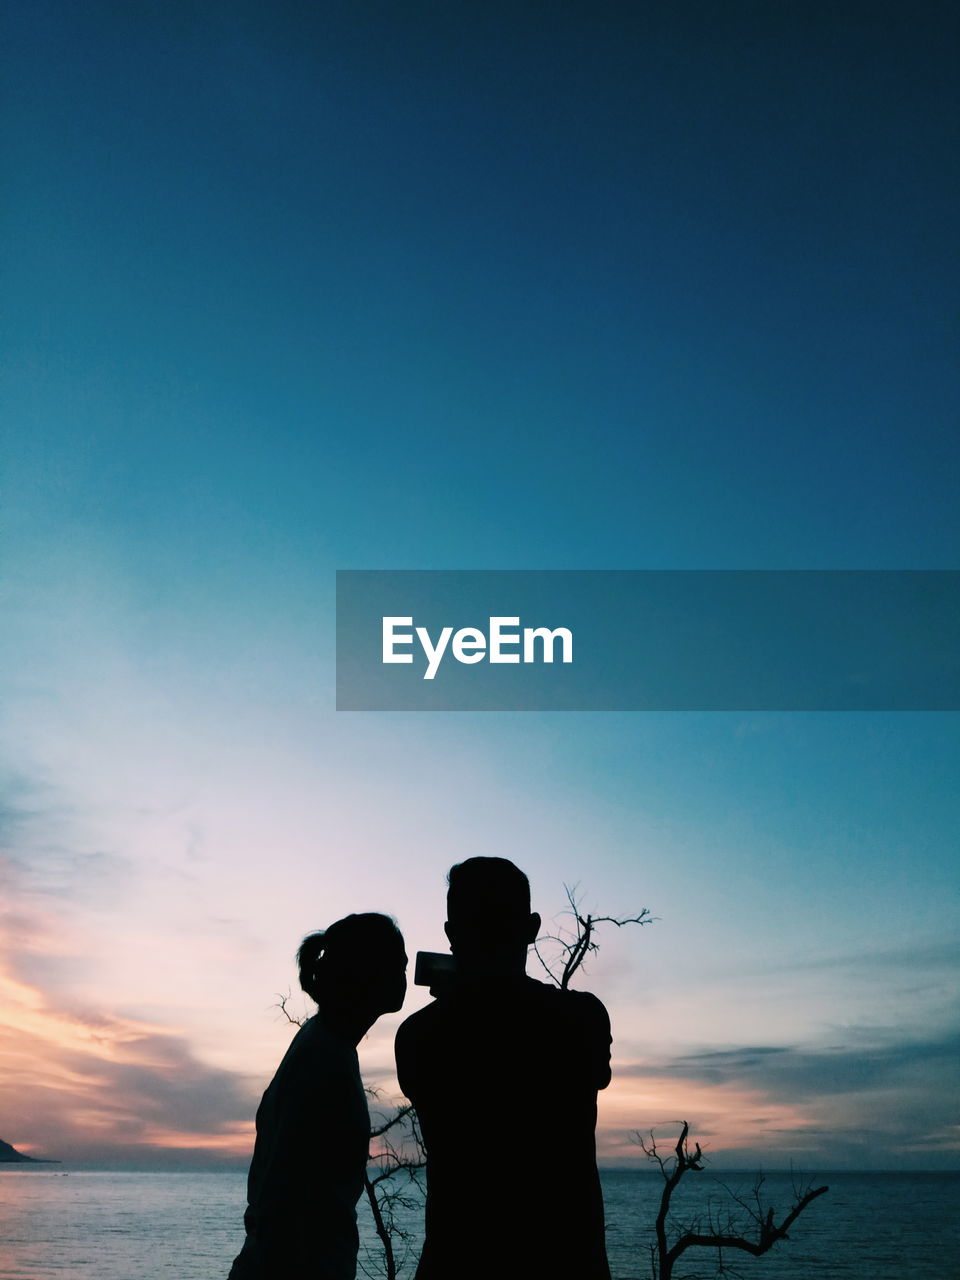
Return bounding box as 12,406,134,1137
2,1,958,1169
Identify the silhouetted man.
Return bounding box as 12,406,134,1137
395,857,612,1280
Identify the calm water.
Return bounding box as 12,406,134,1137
1,1168,958,1279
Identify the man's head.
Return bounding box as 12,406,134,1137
444,857,541,977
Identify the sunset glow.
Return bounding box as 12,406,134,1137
3,3,957,1177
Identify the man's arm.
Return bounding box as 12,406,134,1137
579,991,612,1090
394,1013,420,1104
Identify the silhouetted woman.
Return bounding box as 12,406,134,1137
228,914,407,1279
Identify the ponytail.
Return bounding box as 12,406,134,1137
297,931,326,1004
296,913,403,1007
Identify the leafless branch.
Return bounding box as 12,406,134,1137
369,1101,417,1140
274,990,306,1027
359,1097,426,1280
633,1122,828,1279
536,883,654,989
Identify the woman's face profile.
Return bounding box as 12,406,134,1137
377,941,408,1014
347,935,407,1017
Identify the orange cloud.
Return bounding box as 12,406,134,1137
141,1124,255,1152
0,899,259,1164
597,1071,816,1162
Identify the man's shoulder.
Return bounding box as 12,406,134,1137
395,978,612,1095
525,982,612,1088
396,999,447,1052
398,999,445,1031
524,978,609,1019
395,1000,448,1097
398,979,608,1026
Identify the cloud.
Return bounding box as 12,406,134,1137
0,825,260,1166
619,1030,960,1099
0,772,412,1167
611,1028,960,1168
751,939,960,980
0,954,259,1165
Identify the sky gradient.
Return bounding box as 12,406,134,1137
2,1,958,1171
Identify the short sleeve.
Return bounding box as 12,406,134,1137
578,991,612,1090
394,1012,420,1104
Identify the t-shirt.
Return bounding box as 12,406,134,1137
395,976,612,1280
229,1016,370,1280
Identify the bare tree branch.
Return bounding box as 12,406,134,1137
275,990,306,1027
369,1102,417,1140
359,1096,427,1280
536,883,654,989
633,1122,828,1279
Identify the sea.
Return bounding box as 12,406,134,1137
1,1168,958,1279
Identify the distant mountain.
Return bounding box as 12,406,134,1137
0,1138,58,1163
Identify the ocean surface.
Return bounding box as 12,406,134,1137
1,1168,958,1279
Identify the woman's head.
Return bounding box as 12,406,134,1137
298,913,407,1021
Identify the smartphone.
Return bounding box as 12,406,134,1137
414,950,457,989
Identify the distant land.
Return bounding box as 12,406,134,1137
0,1138,59,1164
